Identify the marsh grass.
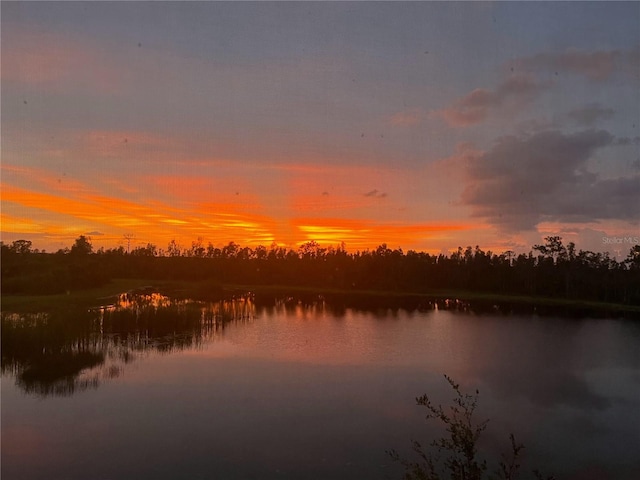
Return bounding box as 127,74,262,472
2,289,255,397
0,278,159,313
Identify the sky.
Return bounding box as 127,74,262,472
1,1,639,256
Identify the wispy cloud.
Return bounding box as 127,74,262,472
1,30,120,93
0,212,46,235
1,164,91,195
1,167,278,247
295,217,472,250
389,109,424,127
511,47,639,82
435,47,638,129
566,103,615,127
435,74,548,127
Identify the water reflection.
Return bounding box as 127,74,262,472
1,291,472,398
260,291,629,319
1,293,255,397
3,293,639,479
2,291,633,399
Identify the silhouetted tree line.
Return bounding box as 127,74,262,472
2,236,640,305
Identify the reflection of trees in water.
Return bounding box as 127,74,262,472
2,291,591,398
2,311,107,397
1,293,255,397
264,293,442,318
266,293,604,319
17,351,104,397
262,293,537,318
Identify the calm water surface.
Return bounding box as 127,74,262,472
2,294,640,479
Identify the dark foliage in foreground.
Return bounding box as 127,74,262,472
388,375,555,480
2,236,640,306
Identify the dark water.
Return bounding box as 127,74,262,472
2,293,640,480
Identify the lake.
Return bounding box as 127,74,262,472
2,292,640,480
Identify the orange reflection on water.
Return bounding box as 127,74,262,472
98,292,256,325
211,302,457,368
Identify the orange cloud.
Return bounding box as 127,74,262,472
1,164,91,196
0,211,111,248
145,174,261,206
1,177,278,249
390,109,424,127
2,185,152,228
2,30,119,92
1,161,482,252
1,212,45,234
435,74,547,127
294,217,473,251
3,160,277,246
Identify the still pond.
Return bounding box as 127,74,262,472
2,292,640,479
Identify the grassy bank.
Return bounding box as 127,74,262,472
0,278,157,312
3,277,639,316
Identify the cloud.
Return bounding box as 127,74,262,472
512,47,639,82
436,74,548,127
566,103,615,127
1,169,277,247
613,136,640,147
459,129,639,230
0,212,45,235
436,47,637,129
389,109,424,127
85,231,104,236
513,102,619,134
364,189,388,199
295,217,471,250
1,30,120,93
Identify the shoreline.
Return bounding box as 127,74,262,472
2,278,639,317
